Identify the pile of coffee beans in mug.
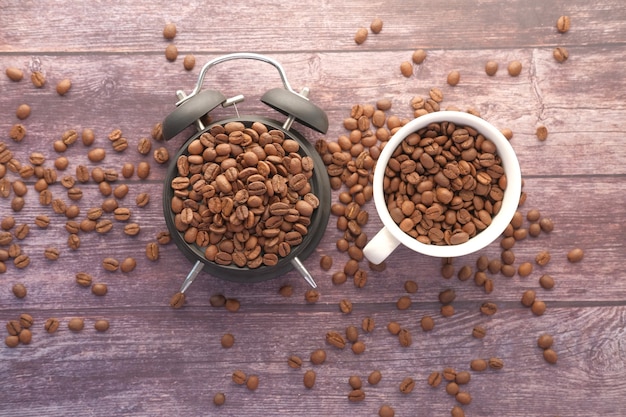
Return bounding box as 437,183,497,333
168,121,319,268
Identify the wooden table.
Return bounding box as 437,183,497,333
2,1,625,416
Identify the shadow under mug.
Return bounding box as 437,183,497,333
362,111,522,265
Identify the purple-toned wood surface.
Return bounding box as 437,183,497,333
1,1,625,416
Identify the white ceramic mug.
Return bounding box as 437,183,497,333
363,111,522,265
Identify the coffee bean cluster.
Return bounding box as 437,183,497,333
169,121,319,269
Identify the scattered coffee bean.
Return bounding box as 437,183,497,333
326,331,346,349
361,317,375,333
146,242,159,260
398,328,412,347
16,104,31,120
91,283,108,296
213,392,225,406
567,247,584,262
354,27,368,44
310,349,326,365
489,357,504,369
535,250,551,266
420,315,434,331
246,375,259,391
305,289,320,303
480,302,497,315
303,369,316,389
163,22,177,39
447,70,460,86
68,317,85,332
183,54,196,71
320,255,333,270
412,49,427,64
370,18,383,34
485,60,498,76
472,325,487,339
165,44,178,61
399,376,415,394
451,405,465,417
470,358,488,371
428,371,442,387
288,355,303,368
232,370,247,385
400,61,413,77
45,318,60,333
368,370,382,385
56,78,72,96
12,283,27,298
553,47,569,63
6,67,24,81
396,295,411,310
508,60,522,76
5,335,19,348
102,257,120,272
456,391,472,405
543,348,558,364
94,319,110,332
225,298,240,312
31,71,46,87
76,272,93,287
446,382,459,396
539,274,555,290
19,329,32,344
351,340,366,355
348,388,366,402
536,125,548,141
556,15,571,33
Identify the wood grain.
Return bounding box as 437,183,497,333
1,0,626,416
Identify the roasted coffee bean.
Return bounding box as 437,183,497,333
456,391,472,405
485,60,498,76
165,44,178,61
398,328,412,347
472,325,487,339
137,161,150,179
16,104,31,120
387,321,401,335
439,289,456,305
368,370,382,385
320,255,333,270
567,247,584,262
246,375,259,391
6,67,24,81
543,348,558,364
508,60,522,76
137,138,152,155
428,371,442,387
12,283,27,298
400,61,413,77
345,325,359,343
539,274,555,290
209,294,226,307
348,389,365,402
123,223,140,236
102,257,120,272
553,47,569,63
556,15,571,33
351,341,366,355
531,300,546,316
305,289,320,303
535,250,551,266
421,315,434,331
537,333,554,349
349,375,362,390
31,71,46,87
288,355,303,368
326,331,346,349
19,329,32,344
94,319,110,332
451,406,465,417
521,290,536,307
183,54,196,71
19,313,34,329
470,358,488,371
146,242,159,260
91,283,108,296
480,302,497,315
169,292,186,309
446,382,459,396
447,70,460,86
45,318,60,333
232,370,247,385
213,392,226,406
10,124,27,142
361,317,375,333
399,377,415,394
339,299,353,314
136,192,150,207
221,333,235,348
455,371,471,385
67,233,80,250
354,27,368,44
303,369,316,389
396,295,411,310
6,320,21,336
404,280,418,293
489,357,504,370
76,272,93,287
310,349,326,365
68,317,85,332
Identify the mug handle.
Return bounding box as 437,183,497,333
363,226,401,265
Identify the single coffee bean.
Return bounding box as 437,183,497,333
209,294,226,307
137,161,150,179
485,60,498,76
351,340,366,355
398,328,412,347
447,70,460,86
56,78,72,96
567,247,584,262
556,15,571,33
120,257,136,273
278,285,293,297
446,382,459,396
348,375,362,390
19,313,34,329
68,317,85,332
412,49,427,64
348,389,366,402
539,274,555,290
16,104,31,120
88,148,106,162
354,27,368,44
344,326,359,343
76,272,93,287
536,125,549,141
361,317,375,333
221,333,235,348
170,292,185,309
5,335,19,348
163,22,177,39
310,349,327,365
543,348,558,364
91,283,108,296
553,47,569,63
136,193,150,207
439,289,456,305
368,370,382,385
399,377,415,394
480,302,497,315
521,290,536,307
531,300,546,316
303,369,316,389
102,257,120,272
420,315,435,332
451,405,465,417
456,391,472,405
45,318,60,333
455,371,471,385
225,298,240,312
396,295,411,310
6,67,24,81
146,242,159,260
305,289,320,303
183,54,196,71
370,18,383,34
518,262,533,277
7,320,21,336
288,355,303,368
213,392,225,406
165,44,178,61
470,358,488,371
339,299,353,314
94,319,110,332
246,375,259,391
428,371,442,387
326,331,346,349
31,71,46,87
472,325,487,339
535,250,551,266
19,329,32,344
488,357,504,369
320,255,333,270
404,280,418,293
12,283,27,298
442,367,456,381
537,333,554,349
232,370,247,385
508,60,522,76
400,61,413,77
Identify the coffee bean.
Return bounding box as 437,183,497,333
480,302,497,315
404,280,418,293
221,333,235,348
169,292,185,309
456,391,472,405
6,67,24,81
288,355,303,368
136,193,150,207
31,71,46,87
225,298,240,312
339,299,353,314
320,255,333,270
305,289,320,303
12,283,27,298
427,371,442,387
94,319,110,332
518,262,533,277
412,49,427,64
165,44,178,61
447,70,460,86
567,247,584,262
146,242,159,260
400,61,413,77
439,289,456,305
68,317,85,332
535,250,551,266
310,349,326,365
489,357,504,370
6,320,21,336
470,358,488,371
326,331,346,349
539,274,555,290
521,290,536,307
396,295,411,310
472,325,487,339
420,315,434,331
354,27,368,44
543,348,558,364
91,283,108,296
9,124,26,142
368,370,382,386
137,161,150,179
361,317,375,333
102,257,120,272
370,18,383,34
441,305,454,317
19,313,33,329
508,60,522,76
446,382,459,396
16,104,31,120
5,335,19,348
399,377,415,394
536,125,548,141
553,47,569,63
56,78,72,96
303,370,316,389
531,300,546,316
485,60,498,76
18,329,32,344
183,55,196,71
232,370,247,385
387,322,401,335
556,15,571,33
246,375,259,391
87,148,106,162
45,318,60,333
537,333,554,349
348,389,366,402
76,272,93,287
398,328,412,347
351,340,366,355
455,371,471,385
213,392,225,406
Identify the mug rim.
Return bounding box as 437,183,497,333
371,111,522,258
